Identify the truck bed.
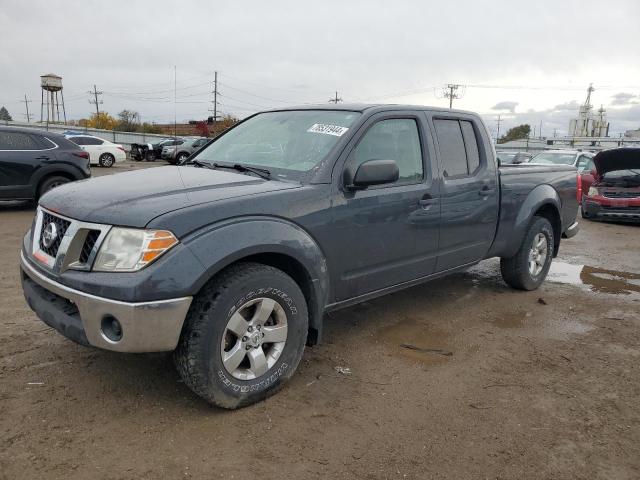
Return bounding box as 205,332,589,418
487,163,579,259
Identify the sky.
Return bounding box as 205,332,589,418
1,0,639,137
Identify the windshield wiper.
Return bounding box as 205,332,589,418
213,163,271,180
181,159,215,169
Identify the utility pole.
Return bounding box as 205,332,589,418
328,91,342,104
495,115,502,142
174,65,177,140
209,70,220,128
21,94,32,122
443,84,462,108
88,84,103,119
539,120,543,139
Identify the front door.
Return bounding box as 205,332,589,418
330,113,441,301
430,114,499,271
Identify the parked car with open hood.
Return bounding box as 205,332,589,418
130,137,185,162
581,148,640,222
0,126,91,200
20,104,579,409
66,134,126,167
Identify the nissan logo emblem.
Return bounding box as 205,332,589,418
42,222,58,248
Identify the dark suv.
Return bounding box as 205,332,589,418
0,127,91,200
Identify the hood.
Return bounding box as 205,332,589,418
40,166,299,227
593,148,640,176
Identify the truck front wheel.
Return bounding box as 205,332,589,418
174,262,308,409
500,216,554,291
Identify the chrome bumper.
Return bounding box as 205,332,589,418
21,251,192,353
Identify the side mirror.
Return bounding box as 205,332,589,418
345,159,399,189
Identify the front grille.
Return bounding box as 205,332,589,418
39,212,71,258
602,191,640,199
79,230,101,264
602,205,640,211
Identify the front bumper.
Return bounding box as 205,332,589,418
583,200,640,222
21,252,192,352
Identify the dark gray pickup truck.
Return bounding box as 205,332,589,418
20,104,579,408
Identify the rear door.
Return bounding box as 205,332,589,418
82,137,105,162
429,113,499,271
330,112,441,301
0,131,51,199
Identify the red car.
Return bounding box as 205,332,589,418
581,148,640,222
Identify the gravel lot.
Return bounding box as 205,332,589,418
1,162,639,479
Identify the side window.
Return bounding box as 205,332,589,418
434,119,482,177
350,118,423,184
434,119,467,177
70,137,86,145
0,132,41,150
85,137,103,145
460,121,480,173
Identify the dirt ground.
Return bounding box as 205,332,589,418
1,162,639,479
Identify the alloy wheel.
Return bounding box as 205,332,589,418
221,297,288,380
528,232,548,276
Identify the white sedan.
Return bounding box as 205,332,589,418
66,135,127,167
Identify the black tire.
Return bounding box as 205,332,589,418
500,216,554,291
99,153,115,167
145,151,156,162
174,262,308,409
580,205,593,220
38,175,69,198
175,152,189,164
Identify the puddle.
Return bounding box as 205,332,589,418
376,317,454,365
491,310,530,329
548,261,640,295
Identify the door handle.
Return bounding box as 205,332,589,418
479,186,495,196
419,193,435,209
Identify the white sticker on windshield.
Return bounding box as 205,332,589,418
307,123,349,137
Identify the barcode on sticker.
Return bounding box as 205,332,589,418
307,123,349,137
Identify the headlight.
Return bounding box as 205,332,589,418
588,186,598,196
93,228,178,272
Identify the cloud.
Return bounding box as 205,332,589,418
492,101,518,113
610,92,639,106
553,100,580,111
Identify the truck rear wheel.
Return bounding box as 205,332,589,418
174,262,308,409
500,216,554,291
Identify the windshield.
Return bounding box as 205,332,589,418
194,110,361,174
530,152,576,165
600,169,640,187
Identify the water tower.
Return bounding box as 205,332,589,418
40,73,67,124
